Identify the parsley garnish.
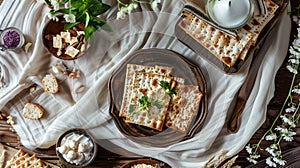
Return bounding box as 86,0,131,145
128,104,135,115
159,80,177,97
150,98,163,109
138,95,151,111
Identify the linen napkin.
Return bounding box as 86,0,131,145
0,0,291,167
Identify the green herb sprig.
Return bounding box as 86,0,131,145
138,95,151,111
47,0,112,41
159,80,177,97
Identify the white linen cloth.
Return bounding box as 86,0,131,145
0,0,291,167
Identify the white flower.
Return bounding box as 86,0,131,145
265,133,277,141
117,7,127,20
280,115,289,123
47,13,59,22
150,0,159,12
266,157,277,167
127,3,138,13
289,58,300,64
64,14,76,23
293,15,299,23
283,135,293,142
275,126,288,134
50,0,60,10
292,88,300,94
286,65,298,74
266,147,277,157
246,157,257,164
283,131,296,142
285,105,296,112
280,115,296,127
273,157,286,166
245,144,252,154
290,46,300,56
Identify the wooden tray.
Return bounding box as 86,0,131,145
108,48,208,147
175,0,289,73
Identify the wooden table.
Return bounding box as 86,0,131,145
1,0,300,167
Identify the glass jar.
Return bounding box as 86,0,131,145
0,27,25,51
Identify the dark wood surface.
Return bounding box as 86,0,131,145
1,0,300,167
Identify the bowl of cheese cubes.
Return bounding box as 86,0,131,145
42,15,88,60
56,128,97,167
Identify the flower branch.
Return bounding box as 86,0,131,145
116,0,161,19
245,7,300,167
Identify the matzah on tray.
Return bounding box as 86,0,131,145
176,0,280,72
119,64,203,133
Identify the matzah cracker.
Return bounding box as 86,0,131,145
125,72,172,131
119,64,173,117
243,0,279,45
179,10,253,67
5,149,50,168
168,84,203,133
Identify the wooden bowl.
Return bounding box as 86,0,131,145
42,15,87,60
56,128,98,167
120,159,171,168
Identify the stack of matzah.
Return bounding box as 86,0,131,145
178,0,279,67
4,149,50,168
119,64,203,133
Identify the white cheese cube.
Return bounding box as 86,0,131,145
60,31,71,43
69,37,78,45
76,31,85,36
53,35,62,48
65,45,80,58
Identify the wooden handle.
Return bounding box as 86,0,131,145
227,98,247,133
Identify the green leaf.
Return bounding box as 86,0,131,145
84,24,96,41
59,0,69,5
159,80,177,97
138,95,151,111
55,8,71,14
90,3,111,16
129,104,135,115
85,12,90,28
64,22,80,31
151,99,163,109
70,0,84,9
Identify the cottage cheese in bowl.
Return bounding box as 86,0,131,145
56,129,97,167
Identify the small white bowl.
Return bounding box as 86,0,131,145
0,27,25,51
56,128,98,168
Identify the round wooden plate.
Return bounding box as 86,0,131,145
108,48,208,147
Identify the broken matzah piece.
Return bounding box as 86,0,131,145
5,149,50,168
179,10,254,67
167,84,203,133
124,72,172,131
243,0,279,45
119,64,173,117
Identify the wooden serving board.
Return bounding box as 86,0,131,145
108,48,208,147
